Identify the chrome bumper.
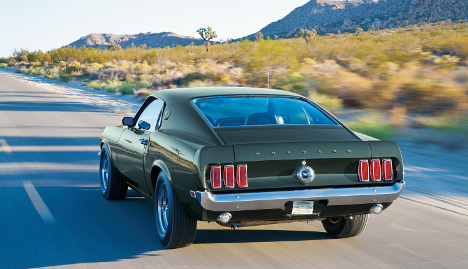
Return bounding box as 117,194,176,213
196,182,405,212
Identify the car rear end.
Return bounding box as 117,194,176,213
191,94,405,228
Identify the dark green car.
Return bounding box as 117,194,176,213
99,87,405,248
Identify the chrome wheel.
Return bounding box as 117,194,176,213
100,151,109,192
157,182,169,234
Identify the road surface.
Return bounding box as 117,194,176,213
1,72,468,269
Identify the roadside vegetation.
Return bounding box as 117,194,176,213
1,21,468,139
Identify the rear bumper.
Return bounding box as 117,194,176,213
196,182,405,212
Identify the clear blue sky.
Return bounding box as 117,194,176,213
0,0,310,58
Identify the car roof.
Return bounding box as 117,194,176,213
151,87,301,103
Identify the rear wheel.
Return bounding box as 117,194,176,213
100,145,128,200
321,214,369,238
155,171,197,248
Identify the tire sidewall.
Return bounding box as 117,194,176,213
155,171,175,247
100,145,111,199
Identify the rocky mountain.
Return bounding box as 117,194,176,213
66,32,204,49
250,0,468,37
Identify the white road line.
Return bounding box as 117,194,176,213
0,138,12,154
23,181,56,225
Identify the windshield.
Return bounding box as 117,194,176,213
193,96,337,128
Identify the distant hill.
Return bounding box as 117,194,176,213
66,32,204,49
247,0,468,37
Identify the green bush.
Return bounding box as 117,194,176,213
104,85,117,93
119,83,134,95
64,65,81,74
0,63,7,68
89,80,100,89
59,74,71,82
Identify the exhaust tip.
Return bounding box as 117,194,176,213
370,204,383,214
217,212,232,223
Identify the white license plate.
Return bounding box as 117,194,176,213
291,201,314,215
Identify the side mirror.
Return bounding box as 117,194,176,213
138,120,151,130
122,117,134,126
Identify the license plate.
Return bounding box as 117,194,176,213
291,201,314,215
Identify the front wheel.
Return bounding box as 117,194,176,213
321,214,369,238
155,171,197,248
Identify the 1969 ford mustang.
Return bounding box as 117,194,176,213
99,87,405,248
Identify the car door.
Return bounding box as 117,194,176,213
118,97,165,195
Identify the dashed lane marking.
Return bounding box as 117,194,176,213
23,181,56,225
0,138,12,154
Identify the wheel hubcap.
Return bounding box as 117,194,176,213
100,151,109,193
157,183,169,234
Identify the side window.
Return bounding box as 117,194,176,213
136,98,164,132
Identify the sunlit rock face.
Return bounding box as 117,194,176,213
248,0,468,37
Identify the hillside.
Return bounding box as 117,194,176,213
66,32,204,49
250,0,468,37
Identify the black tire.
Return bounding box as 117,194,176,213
321,214,369,238
100,145,128,200
154,171,197,248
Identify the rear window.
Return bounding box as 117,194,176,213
193,96,337,128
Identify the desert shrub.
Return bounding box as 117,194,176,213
308,91,343,110
0,63,7,68
89,80,100,89
104,85,117,92
119,83,134,95
59,74,71,82
344,112,395,140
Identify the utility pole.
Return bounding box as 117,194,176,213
267,71,270,88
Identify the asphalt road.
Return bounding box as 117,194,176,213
1,73,468,269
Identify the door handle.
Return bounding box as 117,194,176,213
139,139,148,145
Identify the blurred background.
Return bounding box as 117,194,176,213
2,21,467,145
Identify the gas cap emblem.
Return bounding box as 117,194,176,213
294,166,315,183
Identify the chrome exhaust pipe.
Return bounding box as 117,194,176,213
217,212,232,223
370,204,383,214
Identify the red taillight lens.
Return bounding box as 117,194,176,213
223,165,235,188
210,166,222,189
237,164,248,188
382,159,393,181
358,160,369,182
370,159,381,181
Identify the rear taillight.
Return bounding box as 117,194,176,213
370,159,381,181
210,166,222,189
358,160,369,182
237,164,248,188
382,159,393,181
223,165,235,188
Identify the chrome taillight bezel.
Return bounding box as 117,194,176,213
210,165,222,189
236,164,248,188
358,160,369,182
382,159,393,181
223,165,235,188
370,159,382,181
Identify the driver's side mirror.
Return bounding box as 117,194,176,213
122,117,134,126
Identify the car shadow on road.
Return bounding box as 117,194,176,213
194,228,332,244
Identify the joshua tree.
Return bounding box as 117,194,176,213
273,35,278,40
355,27,363,34
255,31,264,42
197,27,217,52
106,44,121,50
402,20,409,27
299,29,317,47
